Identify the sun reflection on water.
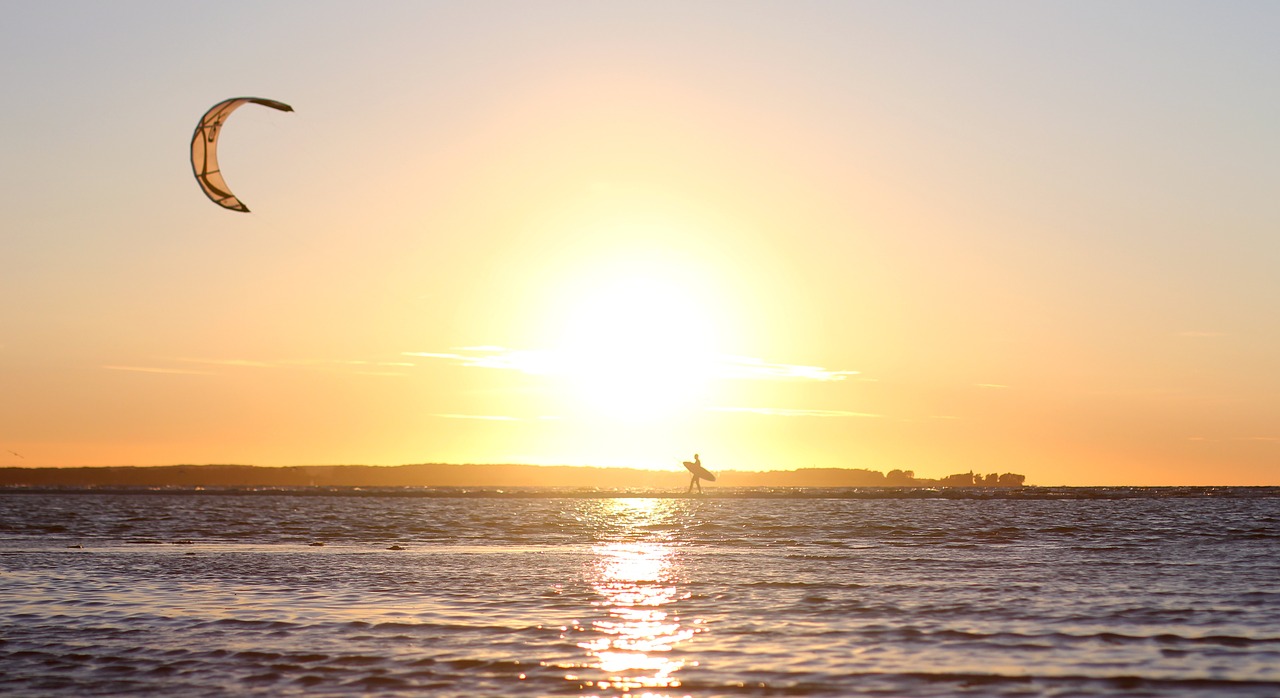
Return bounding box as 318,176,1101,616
573,499,698,696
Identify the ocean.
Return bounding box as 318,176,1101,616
1,487,1278,696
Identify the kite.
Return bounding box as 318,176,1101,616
190,97,293,212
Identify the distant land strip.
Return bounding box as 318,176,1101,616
0,464,1025,489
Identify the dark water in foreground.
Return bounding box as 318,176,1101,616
2,487,1278,696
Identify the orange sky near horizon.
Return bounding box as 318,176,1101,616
3,3,1279,486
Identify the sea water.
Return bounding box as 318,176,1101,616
1,488,1278,696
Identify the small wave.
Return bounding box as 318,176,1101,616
344,675,410,689
203,619,297,630
861,627,1280,649
327,655,385,666
231,650,283,661
1152,633,1280,647
890,671,1280,694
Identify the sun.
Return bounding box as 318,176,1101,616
548,268,723,422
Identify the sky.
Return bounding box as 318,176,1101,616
2,2,1278,485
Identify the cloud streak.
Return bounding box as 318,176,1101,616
404,347,859,383
432,413,523,422
714,355,859,381
707,406,880,418
175,357,415,370
105,357,418,378
103,365,212,375
173,358,275,368
1187,436,1279,443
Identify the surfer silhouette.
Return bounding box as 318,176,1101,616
681,453,716,493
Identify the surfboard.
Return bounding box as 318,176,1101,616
682,460,716,482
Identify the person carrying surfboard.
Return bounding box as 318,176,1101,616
682,453,716,493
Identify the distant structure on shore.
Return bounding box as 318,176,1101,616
730,468,1026,488
0,464,1026,489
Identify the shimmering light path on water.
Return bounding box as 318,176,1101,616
2,489,1279,696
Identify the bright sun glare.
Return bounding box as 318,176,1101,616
549,268,722,422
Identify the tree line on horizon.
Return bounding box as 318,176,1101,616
0,464,1026,489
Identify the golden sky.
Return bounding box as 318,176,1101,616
3,3,1279,485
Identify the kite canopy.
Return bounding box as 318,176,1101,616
190,97,293,212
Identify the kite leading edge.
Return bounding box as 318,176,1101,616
190,97,293,212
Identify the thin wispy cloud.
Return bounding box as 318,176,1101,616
707,406,880,418
173,357,414,373
351,371,410,377
404,347,859,383
174,358,275,368
328,359,414,377
404,349,556,373
1186,436,1278,443
432,413,523,422
103,365,212,375
104,357,416,378
715,355,860,382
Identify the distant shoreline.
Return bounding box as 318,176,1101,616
0,463,1027,489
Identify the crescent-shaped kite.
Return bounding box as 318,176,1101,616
190,97,293,212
